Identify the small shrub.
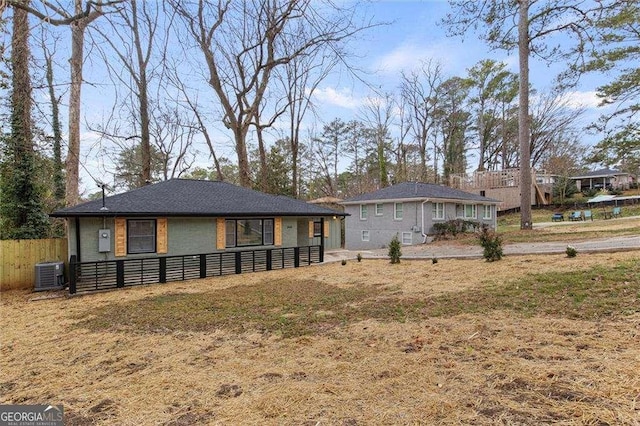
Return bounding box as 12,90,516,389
432,219,480,240
582,188,599,197
478,226,503,262
432,258,438,264
566,245,577,258
341,259,347,266
388,234,402,264
357,253,362,262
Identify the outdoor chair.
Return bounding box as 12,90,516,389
551,213,564,222
583,210,593,221
569,211,583,221
612,206,622,218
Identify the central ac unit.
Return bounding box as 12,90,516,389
34,261,65,291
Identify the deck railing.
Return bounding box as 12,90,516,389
69,245,322,294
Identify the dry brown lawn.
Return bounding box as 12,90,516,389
2,251,640,425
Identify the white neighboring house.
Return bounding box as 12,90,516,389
341,182,501,250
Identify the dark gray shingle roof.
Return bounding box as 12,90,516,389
341,182,500,204
51,179,345,217
571,168,627,179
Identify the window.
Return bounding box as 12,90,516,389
402,232,412,245
361,230,370,241
263,219,274,245
394,202,403,220
225,219,274,247
313,221,322,237
225,220,236,248
127,219,156,254
456,204,477,219
464,204,477,219
432,202,445,220
482,205,492,220
360,205,368,220
375,203,383,216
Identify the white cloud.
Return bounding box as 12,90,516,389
313,87,361,109
372,41,446,75
559,91,602,109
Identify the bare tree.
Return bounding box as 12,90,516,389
400,60,443,182
169,0,372,188
275,42,336,197
7,0,122,205
358,93,395,189
90,0,161,188
530,92,585,168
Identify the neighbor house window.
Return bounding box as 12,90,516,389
456,204,477,219
482,205,492,220
464,204,477,219
432,202,445,220
360,205,368,220
361,230,370,242
375,203,383,216
225,219,274,247
402,232,412,245
313,221,322,237
394,203,403,220
127,219,156,254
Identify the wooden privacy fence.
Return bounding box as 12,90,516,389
1,239,68,291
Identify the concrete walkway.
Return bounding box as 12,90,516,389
325,216,640,262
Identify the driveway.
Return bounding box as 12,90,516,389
325,216,640,262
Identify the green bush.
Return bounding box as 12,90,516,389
388,234,402,264
432,257,438,264
432,219,480,240
582,188,599,197
357,253,362,262
341,259,347,266
478,226,503,262
566,245,577,258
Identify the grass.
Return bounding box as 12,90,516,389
3,243,640,424
78,260,640,338
78,279,377,338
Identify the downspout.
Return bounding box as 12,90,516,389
421,199,429,244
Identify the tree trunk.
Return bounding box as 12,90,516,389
256,127,268,192
132,0,151,187
45,53,65,204
235,128,251,187
65,5,86,206
518,0,533,229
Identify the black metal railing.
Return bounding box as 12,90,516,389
69,245,322,294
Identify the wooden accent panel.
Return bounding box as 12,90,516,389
324,219,330,238
115,218,127,257
216,218,226,250
308,221,314,238
274,217,282,246
156,218,168,254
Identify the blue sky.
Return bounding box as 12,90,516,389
72,0,609,194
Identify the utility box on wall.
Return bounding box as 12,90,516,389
98,229,111,252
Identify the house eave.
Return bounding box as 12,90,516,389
340,196,501,206
50,211,348,219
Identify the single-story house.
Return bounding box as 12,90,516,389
340,182,501,250
51,179,345,264
571,169,632,191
